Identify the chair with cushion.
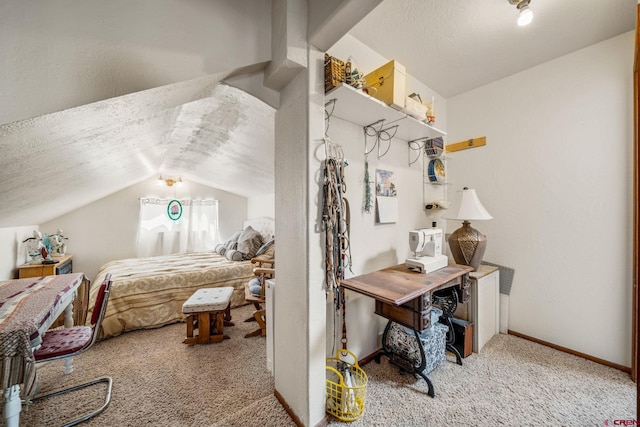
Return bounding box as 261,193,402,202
244,256,274,338
30,273,114,426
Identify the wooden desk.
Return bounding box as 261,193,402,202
0,273,87,427
340,264,472,396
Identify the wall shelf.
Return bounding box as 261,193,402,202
325,84,447,141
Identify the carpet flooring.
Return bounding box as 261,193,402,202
16,304,636,426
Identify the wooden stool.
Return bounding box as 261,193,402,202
182,287,234,345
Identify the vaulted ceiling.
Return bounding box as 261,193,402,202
0,76,275,227
0,0,635,228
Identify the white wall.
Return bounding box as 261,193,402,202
247,194,275,220
40,178,247,284
325,35,449,358
0,226,39,280
446,31,634,366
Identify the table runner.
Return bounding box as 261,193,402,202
0,273,86,397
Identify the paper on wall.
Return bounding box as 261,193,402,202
376,196,398,224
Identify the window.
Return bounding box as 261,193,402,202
136,198,219,257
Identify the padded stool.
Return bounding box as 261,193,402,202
182,287,234,345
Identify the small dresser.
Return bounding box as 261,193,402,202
17,254,73,278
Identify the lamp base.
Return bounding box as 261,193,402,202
448,221,487,271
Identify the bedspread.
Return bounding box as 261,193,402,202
88,252,254,339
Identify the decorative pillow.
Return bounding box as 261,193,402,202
263,244,275,259
236,226,263,259
255,242,275,263
224,230,242,251
215,243,227,255
225,249,244,262
255,238,274,257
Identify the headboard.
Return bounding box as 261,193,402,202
243,217,275,241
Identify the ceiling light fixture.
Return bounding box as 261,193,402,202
158,175,183,187
509,0,534,27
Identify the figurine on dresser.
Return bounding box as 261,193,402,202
51,229,67,256
22,229,68,264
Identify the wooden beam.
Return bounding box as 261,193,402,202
445,136,486,152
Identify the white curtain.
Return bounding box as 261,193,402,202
136,198,219,257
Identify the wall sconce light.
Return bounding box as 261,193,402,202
509,0,534,26
158,175,183,187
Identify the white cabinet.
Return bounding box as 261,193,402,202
469,265,500,353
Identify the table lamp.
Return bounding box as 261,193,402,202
443,187,493,271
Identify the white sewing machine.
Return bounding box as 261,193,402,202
405,228,449,273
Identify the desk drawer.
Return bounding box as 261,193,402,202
375,300,432,332
401,291,432,311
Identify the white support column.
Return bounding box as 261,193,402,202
271,1,381,425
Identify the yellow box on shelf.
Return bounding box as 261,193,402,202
364,60,406,111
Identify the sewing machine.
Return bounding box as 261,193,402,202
405,228,449,273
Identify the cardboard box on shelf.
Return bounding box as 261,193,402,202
364,60,406,111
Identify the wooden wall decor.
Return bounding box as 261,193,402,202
445,136,486,152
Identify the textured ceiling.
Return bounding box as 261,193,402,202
0,77,275,227
350,0,636,98
1,0,635,228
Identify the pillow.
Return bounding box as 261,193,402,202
254,241,275,263
236,226,263,259
224,230,242,251
225,249,244,262
255,238,274,257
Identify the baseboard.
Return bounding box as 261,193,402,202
359,349,380,366
274,388,330,427
508,329,632,374
362,331,632,376
274,389,304,426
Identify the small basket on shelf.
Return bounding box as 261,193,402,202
325,349,368,422
324,54,346,93
425,136,444,158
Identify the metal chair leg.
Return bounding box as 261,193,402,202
30,376,113,427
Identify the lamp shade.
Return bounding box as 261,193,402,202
442,188,492,221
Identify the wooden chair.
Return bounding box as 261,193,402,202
244,256,274,338
30,273,114,426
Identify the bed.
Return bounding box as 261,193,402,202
88,217,274,339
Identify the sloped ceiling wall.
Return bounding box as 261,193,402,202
0,0,275,228
0,76,275,228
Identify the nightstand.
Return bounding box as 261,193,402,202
17,254,73,278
